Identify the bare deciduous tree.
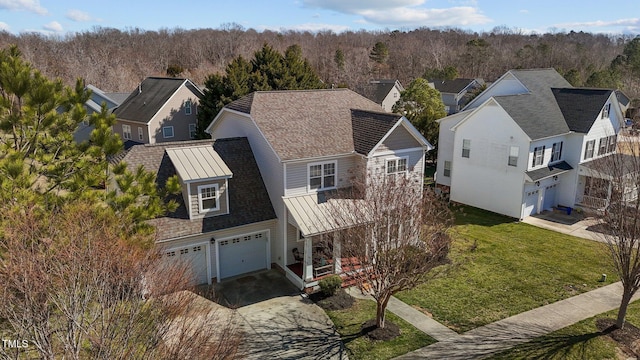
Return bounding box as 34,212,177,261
0,201,242,359
592,133,640,329
326,172,453,329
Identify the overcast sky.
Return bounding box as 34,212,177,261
1,0,638,36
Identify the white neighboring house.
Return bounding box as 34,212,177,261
355,79,405,112
436,68,627,219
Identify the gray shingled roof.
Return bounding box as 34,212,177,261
493,69,572,140
223,88,384,160
113,77,202,124
552,88,613,133
351,109,402,155
355,80,398,104
525,161,573,182
121,138,276,241
429,78,477,94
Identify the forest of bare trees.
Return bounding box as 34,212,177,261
0,24,638,101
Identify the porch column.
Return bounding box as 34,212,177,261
303,236,313,281
607,180,613,206
333,238,342,274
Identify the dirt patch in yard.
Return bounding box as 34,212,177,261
310,289,354,311
596,318,640,358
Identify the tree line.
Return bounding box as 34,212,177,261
0,25,638,102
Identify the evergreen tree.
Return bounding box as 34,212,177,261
369,41,389,64
196,43,324,138
334,49,345,70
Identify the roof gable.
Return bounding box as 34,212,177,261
351,110,401,155
552,88,614,133
355,79,403,105
114,77,202,124
429,78,478,94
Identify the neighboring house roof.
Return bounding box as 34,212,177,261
351,110,402,155
524,161,574,182
221,89,385,160
552,88,613,133
105,92,131,105
113,77,202,124
122,138,276,241
490,69,572,140
430,78,478,94
355,79,403,105
85,84,121,113
166,145,233,182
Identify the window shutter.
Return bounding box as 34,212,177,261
559,141,563,158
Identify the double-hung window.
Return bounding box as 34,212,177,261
138,127,144,141
386,157,408,176
308,161,336,191
443,161,451,177
189,123,197,139
122,124,131,140
198,184,219,212
185,100,192,115
598,137,608,156
602,103,610,118
607,135,617,153
532,146,545,167
584,140,595,160
508,146,519,167
551,142,563,162
462,139,471,158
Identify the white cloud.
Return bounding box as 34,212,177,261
519,9,529,14
259,22,351,33
66,9,93,22
0,0,47,15
552,18,640,34
43,21,62,32
302,0,491,28
0,21,9,31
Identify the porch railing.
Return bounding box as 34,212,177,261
579,195,608,210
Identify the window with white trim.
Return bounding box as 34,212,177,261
185,100,192,115
462,139,471,158
508,146,519,167
443,161,451,177
308,161,336,191
607,135,617,153
138,127,143,141
551,142,563,162
189,123,197,139
198,184,219,212
532,146,545,166
584,140,595,160
602,103,610,118
163,126,174,138
122,124,131,140
386,157,408,175
598,137,608,156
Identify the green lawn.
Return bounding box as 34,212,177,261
396,206,617,333
487,301,640,359
325,299,435,360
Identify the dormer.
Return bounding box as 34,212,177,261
166,145,233,219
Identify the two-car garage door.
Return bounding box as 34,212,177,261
218,231,269,279
163,230,270,286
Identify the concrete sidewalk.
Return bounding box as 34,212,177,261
521,214,605,242
395,282,640,359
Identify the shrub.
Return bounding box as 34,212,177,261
319,275,342,296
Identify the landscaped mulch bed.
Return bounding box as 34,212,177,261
596,318,640,357
310,289,355,311
361,319,401,341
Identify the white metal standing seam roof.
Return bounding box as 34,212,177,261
166,145,233,182
283,194,369,237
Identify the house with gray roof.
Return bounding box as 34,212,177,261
74,84,124,143
354,79,404,112
205,88,432,290
428,78,484,115
436,68,627,219
121,137,277,285
113,77,202,146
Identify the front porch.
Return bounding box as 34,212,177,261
575,156,639,213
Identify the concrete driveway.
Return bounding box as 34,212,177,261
236,295,347,359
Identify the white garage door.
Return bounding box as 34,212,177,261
165,244,208,286
543,184,558,210
218,231,269,280
523,189,539,217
